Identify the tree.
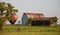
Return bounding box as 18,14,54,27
27,18,32,26
0,2,18,31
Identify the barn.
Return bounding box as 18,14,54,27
22,13,58,26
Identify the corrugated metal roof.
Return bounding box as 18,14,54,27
24,13,44,19
32,17,57,21
23,13,57,21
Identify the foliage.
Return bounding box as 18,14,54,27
27,18,32,25
0,2,18,31
53,17,58,22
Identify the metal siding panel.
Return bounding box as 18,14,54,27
22,14,28,25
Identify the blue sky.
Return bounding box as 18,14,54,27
0,0,60,24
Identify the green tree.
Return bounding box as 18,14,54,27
27,18,32,26
0,2,18,31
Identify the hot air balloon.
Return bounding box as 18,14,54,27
8,12,18,25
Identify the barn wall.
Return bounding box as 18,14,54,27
50,22,57,26
30,20,50,26
22,14,28,25
50,18,57,26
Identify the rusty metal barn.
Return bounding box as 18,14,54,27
22,13,58,26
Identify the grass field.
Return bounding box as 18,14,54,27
0,25,60,35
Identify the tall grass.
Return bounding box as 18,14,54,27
1,25,60,35
2,25,60,32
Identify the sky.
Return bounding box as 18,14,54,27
0,0,60,24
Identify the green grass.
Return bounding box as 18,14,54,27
0,25,60,35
